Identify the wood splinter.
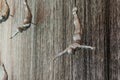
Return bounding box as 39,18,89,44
10,0,35,39
53,7,95,61
1,64,8,80
0,0,10,23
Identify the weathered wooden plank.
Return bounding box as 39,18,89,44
75,0,108,80
0,0,119,80
72,0,86,80
90,0,108,80
62,0,75,80
0,0,35,80
46,0,66,80
109,0,120,80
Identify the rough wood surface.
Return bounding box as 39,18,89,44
0,0,119,80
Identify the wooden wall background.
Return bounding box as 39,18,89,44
0,0,120,80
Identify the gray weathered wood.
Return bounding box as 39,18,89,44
109,0,120,80
0,0,119,80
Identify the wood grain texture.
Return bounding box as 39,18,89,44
0,0,119,80
109,0,120,80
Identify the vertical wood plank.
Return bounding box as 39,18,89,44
109,0,120,80
75,0,109,80
0,0,119,80
73,0,86,80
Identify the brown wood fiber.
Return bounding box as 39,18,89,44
0,0,119,80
